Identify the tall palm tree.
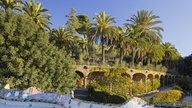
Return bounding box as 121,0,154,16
51,26,72,49
0,0,22,11
126,10,164,66
88,11,118,64
116,26,130,65
22,0,52,30
126,10,164,44
163,42,180,68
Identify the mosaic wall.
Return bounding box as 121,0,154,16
0,87,71,107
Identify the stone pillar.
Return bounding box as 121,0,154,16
129,76,133,96
145,76,147,93
152,75,154,91
84,76,88,88
163,76,165,88
174,76,176,83
166,76,169,86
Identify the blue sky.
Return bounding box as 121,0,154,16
36,0,192,57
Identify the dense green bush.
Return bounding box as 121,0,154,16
0,10,77,93
89,68,131,100
152,90,183,105
132,80,146,95
172,85,183,91
177,77,191,90
87,86,125,104
154,79,161,90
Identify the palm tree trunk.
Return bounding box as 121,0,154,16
101,37,105,64
132,48,135,67
147,58,150,66
120,48,123,65
141,51,144,66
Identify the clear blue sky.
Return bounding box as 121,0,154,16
36,0,192,57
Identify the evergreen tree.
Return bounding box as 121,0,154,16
76,14,91,38
66,8,80,36
0,10,77,93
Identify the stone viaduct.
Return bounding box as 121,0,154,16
75,65,176,91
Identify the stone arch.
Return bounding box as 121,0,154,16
133,73,146,82
121,73,132,79
155,74,160,79
76,71,85,77
76,71,85,88
87,71,105,82
147,74,153,82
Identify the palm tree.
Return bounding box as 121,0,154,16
76,14,92,39
116,27,129,65
125,10,164,66
0,0,22,11
22,0,52,30
151,44,165,65
51,26,72,49
88,11,118,64
163,42,180,68
126,10,163,44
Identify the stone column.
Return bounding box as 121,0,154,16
163,76,165,88
152,75,154,91
166,76,169,86
84,76,88,88
174,76,176,83
129,76,133,96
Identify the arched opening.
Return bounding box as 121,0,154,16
160,75,165,87
88,71,105,85
147,74,153,82
76,71,85,88
121,73,132,79
168,75,172,84
165,75,168,86
155,74,159,79
133,73,146,82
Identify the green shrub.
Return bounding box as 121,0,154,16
152,90,183,105
0,10,77,93
88,68,131,101
177,77,191,90
154,79,161,90
172,85,183,91
132,80,146,95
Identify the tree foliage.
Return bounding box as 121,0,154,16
76,14,91,38
0,0,22,11
22,0,52,30
89,68,131,99
0,10,77,93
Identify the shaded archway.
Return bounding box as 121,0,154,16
133,73,146,82
155,74,160,79
76,71,85,88
87,71,105,85
160,75,165,87
168,75,172,85
121,73,132,79
165,75,169,86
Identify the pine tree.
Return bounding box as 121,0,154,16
0,10,77,93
